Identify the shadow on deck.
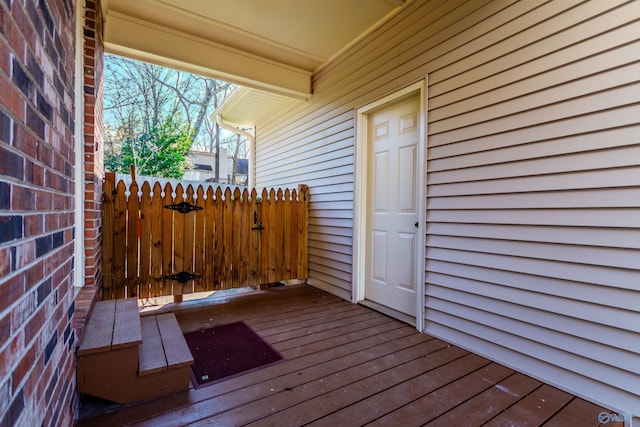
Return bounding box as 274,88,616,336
76,285,616,426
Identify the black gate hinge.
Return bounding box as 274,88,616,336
163,271,201,283
163,201,203,214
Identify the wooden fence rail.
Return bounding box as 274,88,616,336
102,173,309,300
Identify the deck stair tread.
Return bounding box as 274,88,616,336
113,298,143,349
139,316,168,376
156,313,194,369
78,300,116,355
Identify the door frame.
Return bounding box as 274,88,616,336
353,79,427,332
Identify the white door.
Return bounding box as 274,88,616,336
365,92,420,318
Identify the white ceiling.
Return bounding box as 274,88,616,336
102,0,407,98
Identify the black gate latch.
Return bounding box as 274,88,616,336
251,210,264,231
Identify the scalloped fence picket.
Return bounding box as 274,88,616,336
101,173,309,300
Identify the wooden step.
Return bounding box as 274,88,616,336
77,298,142,356
77,300,193,404
139,313,194,376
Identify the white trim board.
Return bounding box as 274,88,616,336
74,0,85,292
353,79,428,332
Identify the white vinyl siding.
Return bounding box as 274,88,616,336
253,0,640,414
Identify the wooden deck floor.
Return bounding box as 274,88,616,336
76,285,616,426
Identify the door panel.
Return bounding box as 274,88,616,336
372,231,387,281
398,145,416,211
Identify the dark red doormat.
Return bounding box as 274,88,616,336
183,321,284,388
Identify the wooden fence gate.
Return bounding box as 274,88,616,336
102,173,309,300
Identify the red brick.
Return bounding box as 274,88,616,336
11,342,36,393
43,254,57,277
0,145,25,180
12,123,38,158
4,7,27,63
11,184,36,211
0,335,21,378
52,266,66,288
0,312,9,346
37,141,52,165
0,43,9,85
26,262,44,288
23,214,43,237
10,0,37,54
56,280,70,302
35,189,51,210
39,353,56,402
0,80,26,123
0,272,25,313
83,74,94,86
11,292,36,333
52,304,65,331
0,247,11,276
44,212,58,232
23,304,45,348
23,354,44,402
13,240,35,269
32,162,45,186
51,192,66,209
64,212,74,227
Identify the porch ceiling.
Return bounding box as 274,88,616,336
101,0,407,100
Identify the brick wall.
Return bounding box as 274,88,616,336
82,0,103,290
73,0,104,340
0,0,89,425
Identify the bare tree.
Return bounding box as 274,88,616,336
104,55,240,180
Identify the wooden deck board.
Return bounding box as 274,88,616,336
543,397,616,427
367,362,514,426
425,372,543,427
273,314,395,355
201,338,448,426
279,352,486,427
77,285,615,427
484,384,574,427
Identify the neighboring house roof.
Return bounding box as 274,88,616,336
236,159,248,175
193,164,212,171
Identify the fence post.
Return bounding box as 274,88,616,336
297,184,309,281
149,182,163,298
260,188,270,286
283,189,292,279
102,173,115,299
126,180,139,297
